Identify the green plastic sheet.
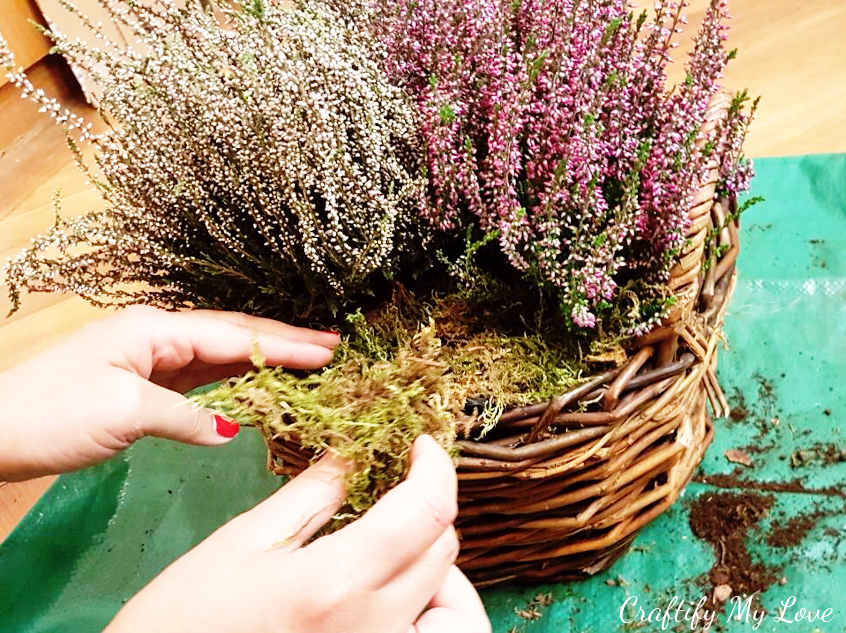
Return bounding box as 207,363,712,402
1,154,845,632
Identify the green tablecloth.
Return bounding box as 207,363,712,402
2,154,845,632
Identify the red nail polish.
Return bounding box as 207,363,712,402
324,330,340,336
214,415,240,438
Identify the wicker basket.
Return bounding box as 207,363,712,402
269,94,739,588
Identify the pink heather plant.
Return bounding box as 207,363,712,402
344,0,756,334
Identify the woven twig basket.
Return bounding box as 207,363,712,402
269,94,739,587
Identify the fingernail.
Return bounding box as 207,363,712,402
214,414,240,438
323,330,340,336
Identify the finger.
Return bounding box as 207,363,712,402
311,435,457,587
151,361,257,393
377,526,459,622
225,451,349,550
112,306,336,377
410,607,491,633
126,373,244,447
190,310,341,350
427,566,489,629
159,310,338,369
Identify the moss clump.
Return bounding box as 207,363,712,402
347,287,588,422
192,286,590,518
194,322,454,513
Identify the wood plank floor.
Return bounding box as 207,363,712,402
1,0,845,540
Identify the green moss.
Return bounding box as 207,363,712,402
192,286,591,520
193,323,453,514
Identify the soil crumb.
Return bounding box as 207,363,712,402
694,471,845,498
790,442,846,468
767,513,822,548
689,492,781,611
726,377,781,437
728,387,748,422
739,441,776,455
515,593,553,621
767,505,846,548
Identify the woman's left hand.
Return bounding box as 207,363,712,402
0,305,339,481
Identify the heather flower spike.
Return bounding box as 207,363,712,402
337,0,756,333
2,0,425,319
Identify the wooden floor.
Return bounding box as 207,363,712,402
1,0,846,540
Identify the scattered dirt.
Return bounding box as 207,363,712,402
767,503,846,548
728,387,748,422
514,593,553,622
767,512,825,548
726,376,783,438
748,223,773,232
694,469,845,498
739,441,776,455
696,372,844,622
754,373,775,400
790,442,846,468
689,492,781,612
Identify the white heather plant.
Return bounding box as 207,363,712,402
2,0,425,319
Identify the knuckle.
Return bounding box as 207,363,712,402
297,571,349,618
106,372,146,440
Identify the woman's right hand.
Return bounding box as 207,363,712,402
104,435,491,633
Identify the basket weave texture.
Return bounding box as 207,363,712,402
269,95,740,588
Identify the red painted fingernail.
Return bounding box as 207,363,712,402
324,330,340,335
214,415,240,438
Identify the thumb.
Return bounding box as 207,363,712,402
411,609,488,633
128,374,241,446
236,451,350,550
